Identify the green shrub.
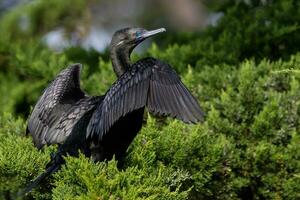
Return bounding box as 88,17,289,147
152,0,300,69
1,53,300,199
0,113,52,199
0,0,91,41
52,155,190,200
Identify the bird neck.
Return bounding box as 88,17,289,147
110,46,132,77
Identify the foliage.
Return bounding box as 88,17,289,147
0,0,299,199
0,113,52,199
0,0,91,42
156,0,300,69
52,155,190,200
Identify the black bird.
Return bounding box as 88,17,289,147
22,27,204,195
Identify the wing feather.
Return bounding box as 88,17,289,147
27,64,86,148
87,58,203,140
45,96,102,144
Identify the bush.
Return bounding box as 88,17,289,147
52,155,190,200
153,0,300,69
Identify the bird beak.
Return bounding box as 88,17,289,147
141,28,166,39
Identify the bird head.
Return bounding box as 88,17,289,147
110,27,166,52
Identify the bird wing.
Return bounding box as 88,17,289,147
27,63,86,148
87,58,204,140
45,96,103,145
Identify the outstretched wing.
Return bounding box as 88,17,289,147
87,58,204,140
27,63,86,148
45,96,103,145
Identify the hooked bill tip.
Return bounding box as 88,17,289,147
142,28,166,38
156,27,166,32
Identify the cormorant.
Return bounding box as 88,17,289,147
22,27,204,195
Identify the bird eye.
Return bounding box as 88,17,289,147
135,31,141,38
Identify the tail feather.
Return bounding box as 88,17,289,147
17,153,64,198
